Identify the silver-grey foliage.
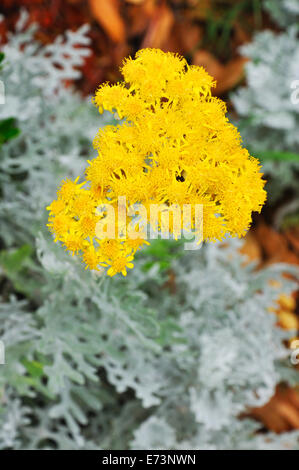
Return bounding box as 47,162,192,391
0,13,298,450
232,1,299,203
233,27,299,152
264,0,299,27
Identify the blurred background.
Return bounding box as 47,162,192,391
0,0,299,448
0,0,282,95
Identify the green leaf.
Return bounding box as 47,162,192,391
0,244,33,274
252,149,299,162
0,244,41,297
0,118,21,145
21,359,44,378
141,239,184,271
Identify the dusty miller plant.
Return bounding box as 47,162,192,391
264,0,299,27
232,1,299,204
0,13,298,450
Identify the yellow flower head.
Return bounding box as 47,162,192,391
47,48,266,276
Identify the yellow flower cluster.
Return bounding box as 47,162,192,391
47,48,266,276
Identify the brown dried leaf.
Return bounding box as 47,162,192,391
255,223,299,264
176,21,203,54
89,0,125,43
215,57,247,94
278,311,299,330
193,51,247,94
240,231,262,263
233,22,251,47
192,50,223,83
127,4,151,37
251,387,299,433
255,223,289,259
285,228,299,255
141,2,174,49
125,0,145,4
275,401,299,429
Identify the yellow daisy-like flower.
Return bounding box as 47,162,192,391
47,48,266,276
106,255,134,277
82,245,100,271
62,232,84,256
